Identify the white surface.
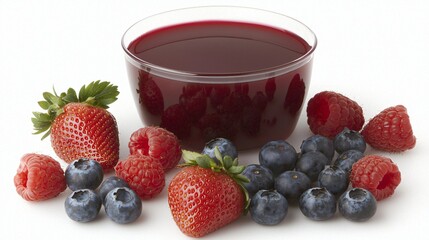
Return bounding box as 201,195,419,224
1,0,428,239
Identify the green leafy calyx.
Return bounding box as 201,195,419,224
181,147,251,212
32,80,119,140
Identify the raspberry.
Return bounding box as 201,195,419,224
306,91,364,138
115,154,165,199
361,105,416,152
14,153,66,201
128,126,182,171
350,155,401,201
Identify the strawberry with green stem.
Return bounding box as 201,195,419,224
168,147,249,238
32,80,120,171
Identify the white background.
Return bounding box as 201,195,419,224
1,0,428,239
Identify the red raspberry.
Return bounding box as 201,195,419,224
14,153,66,201
128,126,182,171
350,155,401,201
361,105,416,152
306,91,364,138
115,154,165,199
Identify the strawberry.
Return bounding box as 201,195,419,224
168,149,249,238
361,105,416,152
32,81,120,171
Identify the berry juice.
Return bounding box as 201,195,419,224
125,20,313,150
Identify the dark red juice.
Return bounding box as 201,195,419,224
126,20,313,150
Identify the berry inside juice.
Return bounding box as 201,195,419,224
126,20,313,150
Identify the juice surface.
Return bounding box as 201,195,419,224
126,20,313,150
128,20,310,75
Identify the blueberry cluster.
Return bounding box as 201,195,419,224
64,158,142,224
240,128,376,224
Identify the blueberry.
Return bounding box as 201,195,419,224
295,151,328,182
338,188,377,222
65,158,104,191
333,149,364,174
250,190,288,225
98,176,130,203
299,187,336,221
202,138,238,160
65,189,102,222
242,164,274,197
300,135,334,161
317,166,349,195
105,187,142,224
275,171,311,202
259,140,298,176
334,128,366,154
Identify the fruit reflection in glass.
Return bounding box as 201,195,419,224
122,6,317,150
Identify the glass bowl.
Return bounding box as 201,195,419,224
122,6,317,150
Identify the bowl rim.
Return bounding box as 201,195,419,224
121,5,317,83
